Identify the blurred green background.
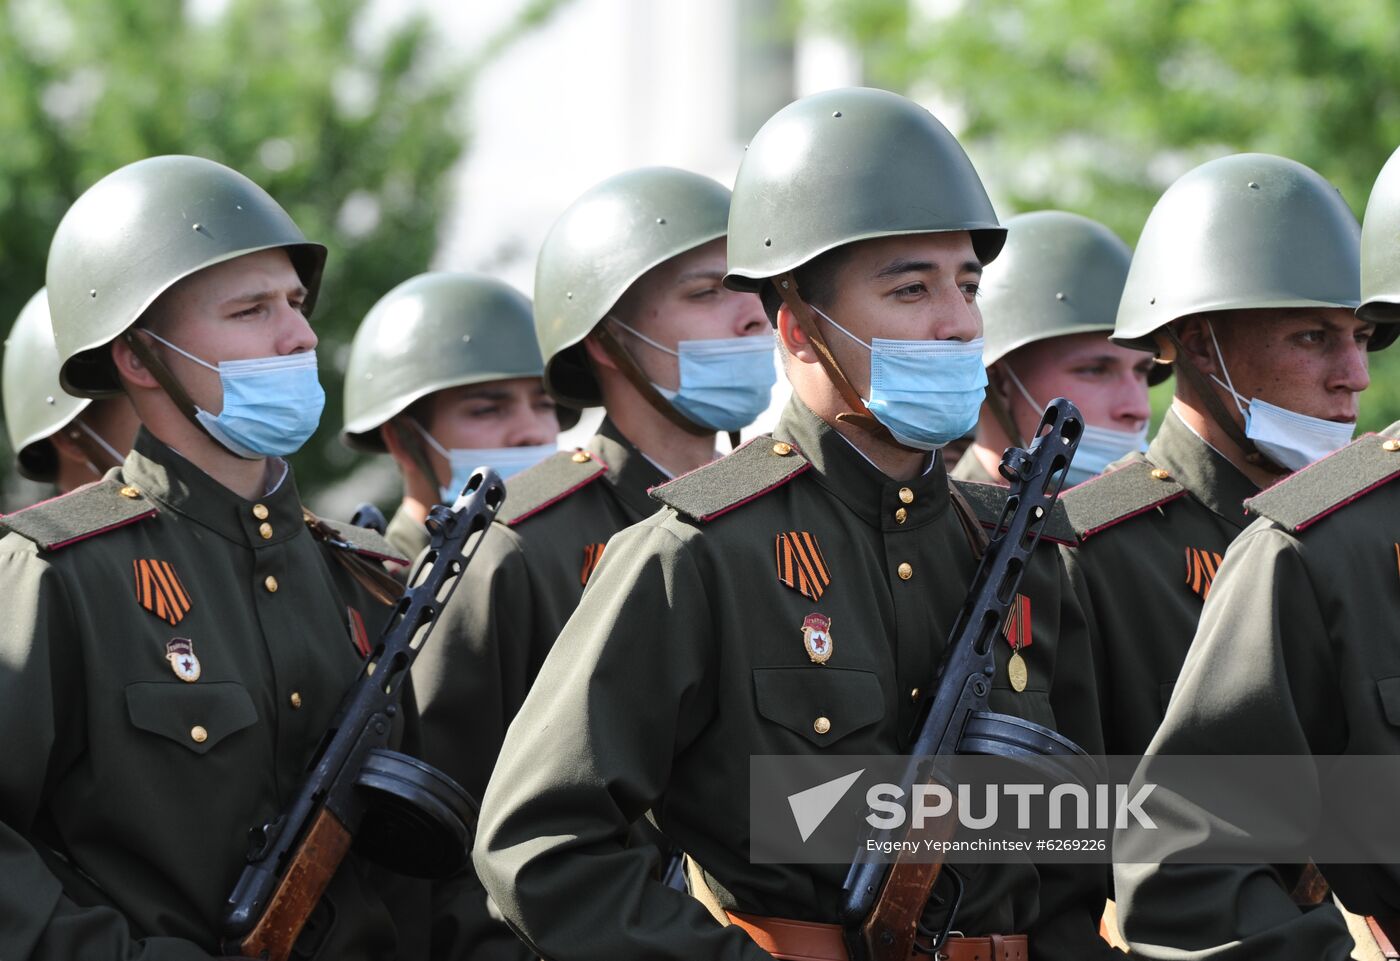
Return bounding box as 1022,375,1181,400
3,0,1399,512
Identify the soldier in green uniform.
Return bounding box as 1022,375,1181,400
0,155,430,960
341,272,563,561
950,212,1153,489
410,167,772,957
1113,144,1400,961
1059,154,1377,757
4,288,139,496
473,87,1106,961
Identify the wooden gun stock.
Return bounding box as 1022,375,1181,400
858,811,959,961
233,809,353,961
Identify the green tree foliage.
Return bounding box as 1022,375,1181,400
795,0,1400,430
0,0,562,509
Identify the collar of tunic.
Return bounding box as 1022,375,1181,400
122,427,310,548
771,395,951,531
1149,408,1258,530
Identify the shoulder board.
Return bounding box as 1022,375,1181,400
650,436,810,523
499,449,609,526
950,479,1078,547
1059,457,1187,541
1245,433,1400,533
306,514,409,565
2,477,157,552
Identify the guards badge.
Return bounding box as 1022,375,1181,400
802,613,834,665
166,638,201,682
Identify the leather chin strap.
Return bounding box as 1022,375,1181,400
1160,325,1287,476
122,330,205,427
390,420,444,495
772,271,932,457
983,370,1026,449
593,324,713,438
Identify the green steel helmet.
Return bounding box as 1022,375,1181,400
342,272,560,451
980,211,1134,367
1114,152,1364,354
534,166,731,409
1358,143,1400,346
3,288,92,481
725,86,1004,293
47,155,327,398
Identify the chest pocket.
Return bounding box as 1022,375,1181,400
126,681,258,756
754,667,883,747
1377,677,1400,727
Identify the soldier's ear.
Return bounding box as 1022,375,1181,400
1172,316,1220,377
581,330,619,372
776,303,819,366
110,335,161,391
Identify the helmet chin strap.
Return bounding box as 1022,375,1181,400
122,330,218,440
1160,324,1287,475
773,271,922,453
592,323,713,437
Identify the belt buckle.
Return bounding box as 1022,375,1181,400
933,930,964,961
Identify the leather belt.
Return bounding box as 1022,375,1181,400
725,911,1028,961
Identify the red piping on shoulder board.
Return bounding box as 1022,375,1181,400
1077,489,1187,541
1294,470,1400,533
977,518,1077,548
505,457,609,527
47,510,158,551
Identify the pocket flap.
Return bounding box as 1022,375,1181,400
1377,677,1400,727
125,681,258,755
753,667,883,746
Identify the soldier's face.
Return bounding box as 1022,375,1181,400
145,248,317,415
814,232,984,398
997,332,1153,436
607,237,768,389
1194,307,1373,423
421,378,559,452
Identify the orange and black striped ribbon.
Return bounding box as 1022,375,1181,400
581,543,607,587
132,559,192,626
775,531,831,602
1184,546,1224,600
1002,592,1032,650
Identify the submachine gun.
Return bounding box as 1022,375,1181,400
222,469,505,960
840,399,1092,961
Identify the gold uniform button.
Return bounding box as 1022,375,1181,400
1384,439,1400,453
289,692,303,709
259,522,273,540
897,562,913,581
772,441,793,456
894,507,908,524
119,485,141,499
571,451,592,463
813,716,832,735
910,688,920,702
252,503,270,520
190,725,208,744
264,575,279,593
1150,468,1171,481
898,487,914,504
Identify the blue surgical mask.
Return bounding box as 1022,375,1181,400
1005,366,1147,485
413,421,556,500
812,306,987,451
609,318,777,431
1206,321,1355,471
143,330,324,459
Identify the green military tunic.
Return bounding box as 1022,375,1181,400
0,429,420,961
411,416,667,960
1114,426,1400,960
1060,408,1259,754
385,505,431,564
473,396,1107,961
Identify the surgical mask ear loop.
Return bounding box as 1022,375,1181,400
1159,323,1286,475
1205,320,1249,419
593,319,712,437
771,272,897,444
69,420,125,477
121,330,208,430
